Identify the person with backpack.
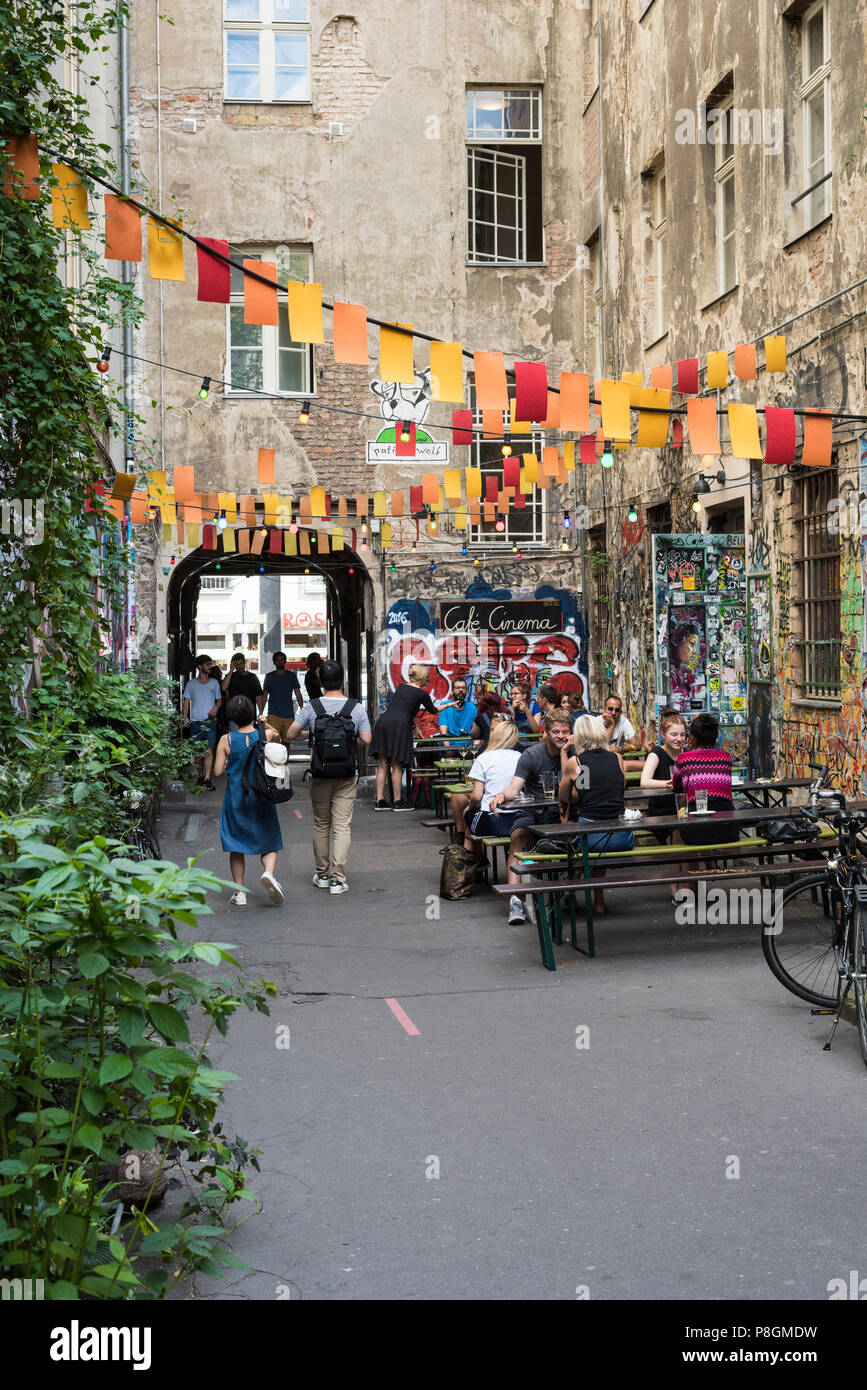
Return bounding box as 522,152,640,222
212,694,287,907
281,659,371,895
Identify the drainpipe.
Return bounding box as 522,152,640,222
118,5,135,668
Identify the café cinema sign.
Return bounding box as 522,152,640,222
438,600,563,635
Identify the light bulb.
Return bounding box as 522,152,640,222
298,401,310,424
96,346,111,373
501,442,512,457
601,448,614,468
473,556,480,566
411,541,417,553
259,565,265,573
562,511,572,529
289,521,299,534
461,545,468,556
399,421,411,442
495,519,505,532
429,561,436,572
560,539,569,551
198,376,210,399
628,506,638,523
217,512,227,531
692,498,702,513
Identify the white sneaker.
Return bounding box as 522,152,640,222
329,880,349,895
229,890,247,906
312,873,331,889
508,895,528,925
260,871,284,905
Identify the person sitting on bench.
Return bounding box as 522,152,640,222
488,709,573,926
560,714,634,914
462,718,522,858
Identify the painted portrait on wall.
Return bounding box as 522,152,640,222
667,606,707,711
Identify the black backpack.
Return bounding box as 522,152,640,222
241,722,294,804
310,698,359,779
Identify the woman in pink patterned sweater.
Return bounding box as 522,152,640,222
672,713,733,846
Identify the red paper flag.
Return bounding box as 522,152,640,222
763,407,796,466
269,528,282,553
485,475,499,502
104,194,142,261
579,435,597,464
409,486,423,514
677,358,699,394
514,361,548,423
451,409,473,446
3,134,40,199
801,411,832,468
513,491,526,509
671,418,684,448
503,456,520,488
202,524,216,551
197,237,230,303
395,420,416,456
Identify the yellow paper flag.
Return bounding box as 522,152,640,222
455,508,468,531
707,350,728,389
465,468,482,499
373,490,388,518
186,524,200,548
563,441,576,471
444,469,462,503
764,335,787,373
521,453,538,484
728,402,763,459
636,387,671,447
332,527,344,551
147,215,185,281
379,322,414,383
310,487,327,518
218,492,238,524
509,399,533,436
621,371,642,407
284,531,298,556
600,381,631,441
51,163,90,230
380,523,392,549
287,281,324,344
263,493,279,525
222,526,236,553
430,341,464,403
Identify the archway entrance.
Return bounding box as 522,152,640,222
165,544,376,715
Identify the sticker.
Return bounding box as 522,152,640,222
709,678,720,692
731,696,745,710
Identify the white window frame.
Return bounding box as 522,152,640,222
651,168,668,338
223,0,311,104
467,147,527,265
467,402,546,549
713,96,736,293
225,245,315,398
466,88,542,142
800,0,831,229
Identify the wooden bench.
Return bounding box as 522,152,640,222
492,830,837,970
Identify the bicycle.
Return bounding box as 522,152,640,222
119,790,162,862
761,762,867,1065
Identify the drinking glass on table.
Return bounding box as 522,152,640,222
675,794,689,820
695,789,708,813
541,772,557,801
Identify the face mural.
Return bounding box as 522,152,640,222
384,587,588,709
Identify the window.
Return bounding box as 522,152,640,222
800,0,831,228
795,466,840,697
646,164,668,339
466,88,543,264
467,398,545,547
226,246,314,396
200,576,234,591
714,96,736,292
224,0,310,103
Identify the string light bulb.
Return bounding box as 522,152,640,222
348,567,355,574
399,421,411,443
298,401,311,424
562,511,572,529
628,505,638,523
501,438,512,457
390,561,397,574
259,565,265,573
216,511,228,531
461,545,468,557
473,556,480,566
411,540,417,553
198,376,210,399
429,516,438,533
304,567,310,574
560,539,569,551
289,521,299,534
495,518,505,532
692,496,702,514
96,346,111,373
429,561,436,572
601,444,614,468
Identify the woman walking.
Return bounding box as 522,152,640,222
212,695,285,906
371,663,438,810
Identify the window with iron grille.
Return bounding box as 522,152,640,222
795,466,840,697
467,397,545,547
466,88,543,264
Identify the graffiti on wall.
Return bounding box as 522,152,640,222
384,581,588,712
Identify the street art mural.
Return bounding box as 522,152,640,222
653,533,748,766
383,581,588,718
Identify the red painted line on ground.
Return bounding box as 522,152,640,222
385,998,420,1036
294,809,303,818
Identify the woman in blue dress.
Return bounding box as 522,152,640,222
212,695,285,907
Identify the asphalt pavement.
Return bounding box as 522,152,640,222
159,779,867,1302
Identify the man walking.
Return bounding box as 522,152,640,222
282,659,371,895
182,654,222,789
221,652,265,727
263,651,304,743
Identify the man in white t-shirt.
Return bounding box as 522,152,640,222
602,694,648,772
182,655,222,789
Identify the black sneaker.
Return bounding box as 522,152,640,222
392,800,413,811
373,799,390,811
203,780,216,791
196,776,206,788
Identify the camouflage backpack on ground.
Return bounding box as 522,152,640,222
439,843,486,900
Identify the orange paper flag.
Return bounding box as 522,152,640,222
104,194,142,261
706,350,728,390
600,380,631,441
51,163,90,230
422,474,439,505
251,527,266,556
257,448,275,484
636,388,671,447
542,392,560,429
734,343,757,381
244,259,278,326
728,403,762,459
559,373,590,432
287,281,324,343
430,341,464,403
354,494,368,518
299,530,310,556
390,491,404,517
148,215,185,280
241,494,257,526
686,398,721,455
3,134,40,199
332,302,369,365
317,529,330,553
172,466,195,503
473,351,509,411
764,335,787,373
650,364,673,391
130,492,149,524
801,410,832,468
380,322,414,383
542,446,560,477
482,408,503,440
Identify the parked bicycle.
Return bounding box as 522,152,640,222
119,789,161,862
762,763,867,1065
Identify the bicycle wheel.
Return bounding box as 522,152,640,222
854,905,867,1066
762,874,843,1008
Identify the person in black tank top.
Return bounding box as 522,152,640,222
560,715,634,913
